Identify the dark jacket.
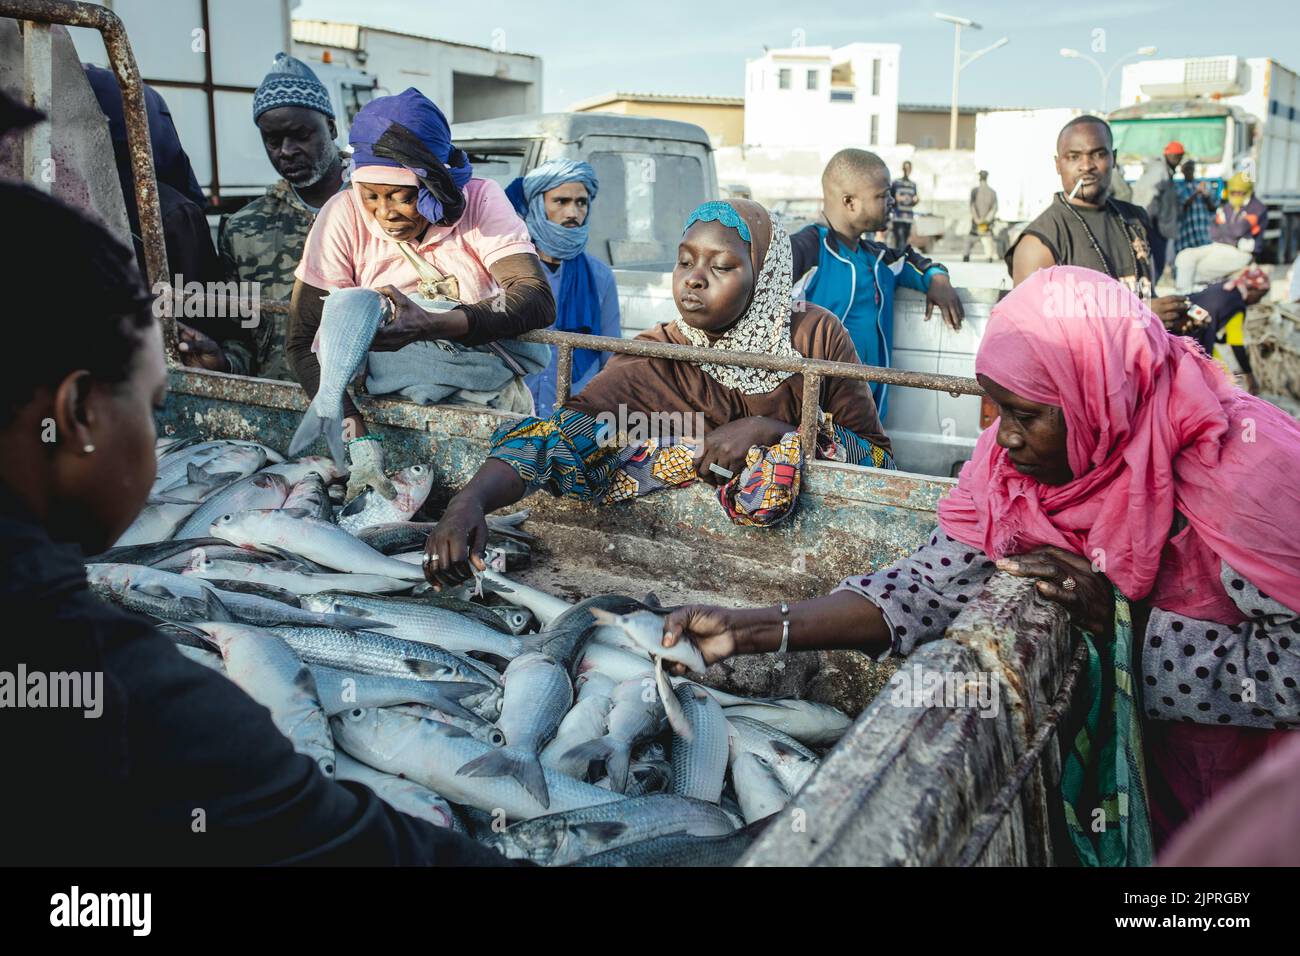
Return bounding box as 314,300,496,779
0,488,511,866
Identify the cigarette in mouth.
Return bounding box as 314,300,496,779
1068,177,1086,200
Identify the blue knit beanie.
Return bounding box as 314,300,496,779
252,53,334,121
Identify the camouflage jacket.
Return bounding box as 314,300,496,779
218,179,323,381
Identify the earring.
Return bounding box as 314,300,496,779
83,444,95,454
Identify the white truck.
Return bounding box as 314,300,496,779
1112,55,1300,263
67,0,377,210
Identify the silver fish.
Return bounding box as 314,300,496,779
186,559,411,596
729,750,790,824
457,652,572,808
210,509,427,580
174,643,226,672
671,682,729,803
334,752,457,830
306,663,492,722
174,471,290,540
115,467,241,546
200,622,336,777
569,828,757,867
84,563,382,631
267,623,502,721
387,703,506,748
720,699,852,748
261,456,345,485
283,473,333,522
475,570,573,627
577,641,657,684
332,708,620,821
299,592,535,660
589,607,706,674
561,677,663,793
154,443,266,493
727,715,819,795
481,794,735,867
287,287,386,466
337,464,434,533
541,692,615,780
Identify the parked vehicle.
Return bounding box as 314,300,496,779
1113,55,1300,263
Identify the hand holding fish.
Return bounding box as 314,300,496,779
369,284,469,352
424,495,489,589
661,605,774,674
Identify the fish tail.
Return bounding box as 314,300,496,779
288,399,345,469
558,735,622,786
456,747,551,809
418,680,494,725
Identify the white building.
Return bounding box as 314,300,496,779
743,43,900,149
291,20,542,129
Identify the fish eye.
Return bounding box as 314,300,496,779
347,708,366,721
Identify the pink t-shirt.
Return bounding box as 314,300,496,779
294,177,536,304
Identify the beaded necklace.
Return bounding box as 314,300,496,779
1054,192,1153,298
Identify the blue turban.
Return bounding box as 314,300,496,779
348,88,474,226
505,159,599,261
252,53,334,121
506,159,602,382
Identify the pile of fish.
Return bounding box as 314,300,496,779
87,436,854,866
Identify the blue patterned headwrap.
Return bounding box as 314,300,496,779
684,200,752,243
349,88,474,226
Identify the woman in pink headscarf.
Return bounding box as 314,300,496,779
662,265,1300,853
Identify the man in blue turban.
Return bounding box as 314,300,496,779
507,159,621,414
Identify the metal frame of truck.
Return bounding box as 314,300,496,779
5,0,1088,867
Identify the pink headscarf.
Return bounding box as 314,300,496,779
938,266,1300,618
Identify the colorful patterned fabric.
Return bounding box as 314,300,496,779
818,413,895,469
1061,591,1155,867
718,432,802,526
488,409,816,526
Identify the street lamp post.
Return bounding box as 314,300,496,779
1059,46,1158,113
935,13,1010,149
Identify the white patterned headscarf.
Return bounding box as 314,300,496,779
673,199,803,394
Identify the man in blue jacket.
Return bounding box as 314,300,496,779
790,149,964,418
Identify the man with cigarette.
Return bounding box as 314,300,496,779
1006,115,1188,329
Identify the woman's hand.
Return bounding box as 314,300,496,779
369,285,464,352
693,416,788,485
996,546,1115,637
423,493,488,589
176,323,229,372
661,605,768,673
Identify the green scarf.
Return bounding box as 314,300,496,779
1061,591,1155,866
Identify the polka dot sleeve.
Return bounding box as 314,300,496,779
832,528,996,659
1140,562,1300,730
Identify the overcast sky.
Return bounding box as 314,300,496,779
293,0,1300,113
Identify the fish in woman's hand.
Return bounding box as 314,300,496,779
287,287,387,467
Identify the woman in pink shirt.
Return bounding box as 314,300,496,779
287,88,555,501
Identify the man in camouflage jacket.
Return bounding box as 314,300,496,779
215,54,346,380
